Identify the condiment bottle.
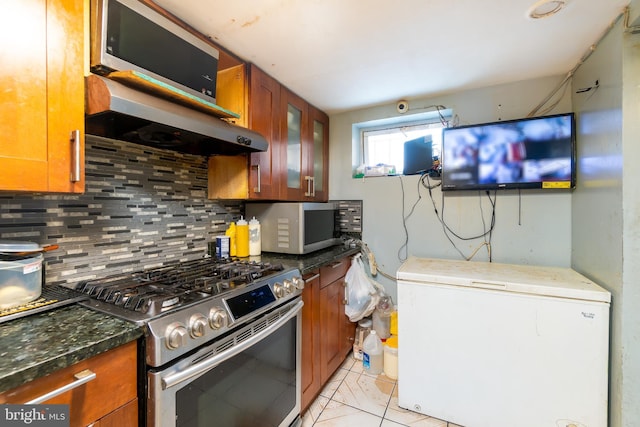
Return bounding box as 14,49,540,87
225,222,237,257
236,217,249,257
248,216,261,256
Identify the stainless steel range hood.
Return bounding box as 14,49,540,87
85,74,267,156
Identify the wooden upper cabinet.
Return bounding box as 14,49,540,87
0,0,85,193
209,64,329,201
307,105,330,202
280,87,329,201
247,64,282,200
209,64,282,200
280,88,309,201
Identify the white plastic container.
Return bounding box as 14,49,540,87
362,330,383,375
0,253,43,309
353,318,372,360
248,216,261,256
383,335,399,380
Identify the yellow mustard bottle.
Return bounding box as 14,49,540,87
235,216,249,257
225,222,237,257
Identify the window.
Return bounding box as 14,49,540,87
355,108,451,177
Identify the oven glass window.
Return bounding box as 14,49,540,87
304,209,336,245
175,316,297,426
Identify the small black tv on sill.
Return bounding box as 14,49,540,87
403,136,433,175
441,112,576,191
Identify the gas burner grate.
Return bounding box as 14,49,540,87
75,258,285,315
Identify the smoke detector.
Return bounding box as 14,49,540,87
527,0,567,19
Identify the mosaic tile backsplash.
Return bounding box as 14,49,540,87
0,136,241,287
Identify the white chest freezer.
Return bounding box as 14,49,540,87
397,256,610,427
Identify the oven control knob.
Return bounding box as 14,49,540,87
273,282,286,298
165,323,188,349
283,279,295,294
189,314,208,338
291,276,305,290
209,307,228,330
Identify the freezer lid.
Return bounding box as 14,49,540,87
396,257,611,303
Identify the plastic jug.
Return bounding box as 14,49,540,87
236,217,249,257
362,330,383,375
353,318,372,361
248,217,261,256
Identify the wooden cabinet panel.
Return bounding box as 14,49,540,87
0,0,84,193
93,398,138,427
301,256,355,414
247,64,282,199
319,258,350,288
307,105,330,201
280,87,309,201
301,271,321,413
320,276,347,383
0,341,138,427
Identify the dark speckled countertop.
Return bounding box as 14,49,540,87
259,244,361,275
0,304,142,394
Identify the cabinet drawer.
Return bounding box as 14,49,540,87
319,257,350,288
0,340,138,426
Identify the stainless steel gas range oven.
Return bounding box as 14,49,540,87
76,258,304,427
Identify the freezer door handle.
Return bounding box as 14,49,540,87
469,281,507,290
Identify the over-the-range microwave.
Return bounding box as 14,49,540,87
90,0,220,103
245,202,342,255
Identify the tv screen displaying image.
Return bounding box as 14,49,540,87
441,113,575,191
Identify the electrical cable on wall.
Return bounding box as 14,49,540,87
396,172,495,263
426,174,497,262
527,9,625,117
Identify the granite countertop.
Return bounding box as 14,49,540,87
0,304,142,394
259,244,361,275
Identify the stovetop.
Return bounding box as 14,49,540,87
76,257,304,367
75,257,286,320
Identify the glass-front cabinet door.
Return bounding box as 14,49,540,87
280,87,329,201
307,105,329,201
281,89,307,200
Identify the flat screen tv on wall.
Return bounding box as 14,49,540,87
441,112,575,191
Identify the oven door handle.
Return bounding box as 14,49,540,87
161,300,304,390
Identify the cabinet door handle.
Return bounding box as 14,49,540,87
252,164,261,193
343,281,348,305
304,273,320,282
310,176,315,197
304,176,312,197
70,130,81,183
26,369,96,404
330,261,344,269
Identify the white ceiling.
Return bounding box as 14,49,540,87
155,0,628,115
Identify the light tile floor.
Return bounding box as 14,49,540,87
302,355,463,427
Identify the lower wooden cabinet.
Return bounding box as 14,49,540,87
0,340,138,427
301,256,356,413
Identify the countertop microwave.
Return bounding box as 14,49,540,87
245,202,342,255
90,0,220,103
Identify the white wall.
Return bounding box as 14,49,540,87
329,76,572,301
571,5,640,425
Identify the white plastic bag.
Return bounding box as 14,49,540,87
344,254,381,322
